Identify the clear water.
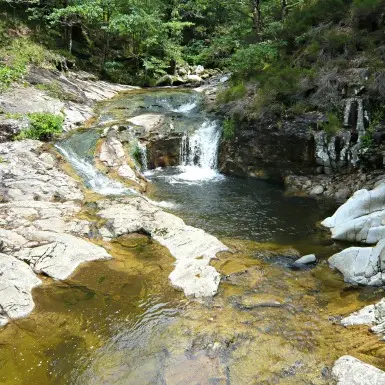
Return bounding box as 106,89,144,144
56,130,132,196
1,89,384,385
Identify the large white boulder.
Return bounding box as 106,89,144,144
332,355,385,385
329,239,385,286
322,185,385,244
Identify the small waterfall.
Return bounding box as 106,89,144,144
174,120,223,182
138,142,148,171
56,144,131,196
181,120,221,169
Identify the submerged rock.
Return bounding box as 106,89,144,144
97,197,228,297
332,355,385,385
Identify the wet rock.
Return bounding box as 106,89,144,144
310,185,324,195
0,253,42,324
97,197,228,298
239,294,284,309
98,132,141,184
295,254,317,265
0,139,113,324
323,184,385,244
341,298,385,336
332,355,385,385
341,304,376,326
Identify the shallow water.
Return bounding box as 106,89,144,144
1,89,385,385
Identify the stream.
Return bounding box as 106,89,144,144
1,89,385,385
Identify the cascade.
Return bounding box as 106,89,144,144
56,144,130,196
180,120,221,169
138,142,148,171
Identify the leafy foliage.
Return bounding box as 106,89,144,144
15,113,63,141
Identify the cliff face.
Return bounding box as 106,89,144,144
218,87,385,184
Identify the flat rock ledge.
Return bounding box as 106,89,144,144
97,197,228,298
332,355,385,385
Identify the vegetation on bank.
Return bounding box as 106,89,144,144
0,0,385,140
15,112,63,141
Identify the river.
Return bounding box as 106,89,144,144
0,89,384,385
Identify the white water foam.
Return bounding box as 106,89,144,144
172,101,198,113
174,120,223,183
56,144,130,196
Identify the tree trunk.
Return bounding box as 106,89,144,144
252,0,262,35
281,0,288,19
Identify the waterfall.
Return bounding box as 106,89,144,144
174,120,223,182
56,144,131,196
181,120,221,169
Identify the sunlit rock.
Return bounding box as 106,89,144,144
332,355,385,385
322,184,385,244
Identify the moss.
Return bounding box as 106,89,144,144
36,82,80,102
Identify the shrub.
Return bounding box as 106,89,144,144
15,112,63,141
322,113,341,138
230,42,280,79
223,118,236,140
217,83,247,103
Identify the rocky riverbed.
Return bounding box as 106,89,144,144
1,70,385,384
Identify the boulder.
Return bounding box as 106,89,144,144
322,185,385,244
332,355,385,385
310,185,324,195
186,75,203,85
293,254,317,266
328,239,385,286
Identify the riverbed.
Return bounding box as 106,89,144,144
1,89,384,385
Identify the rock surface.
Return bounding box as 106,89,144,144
293,254,317,266
341,298,385,336
0,67,138,135
0,140,112,325
322,184,385,244
97,197,228,297
332,355,385,385
328,239,385,286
